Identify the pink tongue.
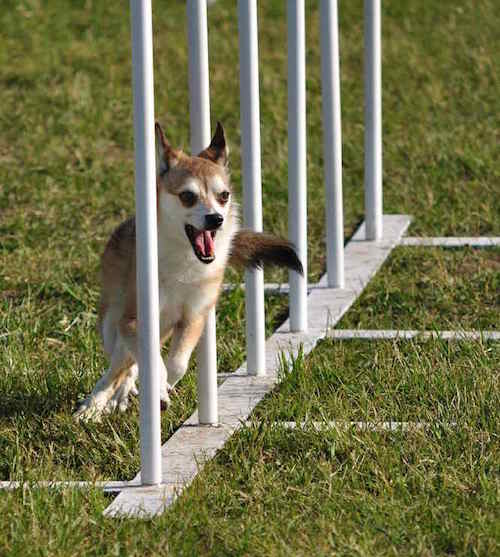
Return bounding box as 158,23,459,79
194,230,215,258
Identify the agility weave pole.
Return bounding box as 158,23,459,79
187,0,219,427
238,0,267,376
129,0,162,486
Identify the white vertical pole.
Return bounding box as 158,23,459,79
187,0,218,425
288,0,308,332
196,307,217,423
129,0,161,485
320,0,344,288
238,0,266,376
364,0,383,240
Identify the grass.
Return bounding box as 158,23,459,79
254,339,500,425
1,338,498,555
0,0,499,554
338,247,500,331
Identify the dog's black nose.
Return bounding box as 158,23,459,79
205,213,224,230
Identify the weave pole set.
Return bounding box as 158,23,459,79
130,0,383,486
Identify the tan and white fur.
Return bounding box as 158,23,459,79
74,122,302,421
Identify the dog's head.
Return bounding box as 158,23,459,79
155,122,236,265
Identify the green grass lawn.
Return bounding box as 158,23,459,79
254,339,499,425
338,247,500,331
1,0,499,555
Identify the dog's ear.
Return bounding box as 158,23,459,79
155,122,180,176
198,121,228,167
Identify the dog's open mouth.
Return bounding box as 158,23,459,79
185,225,216,264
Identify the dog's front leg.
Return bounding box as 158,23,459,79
74,335,133,421
166,315,206,390
119,317,171,410
107,356,170,412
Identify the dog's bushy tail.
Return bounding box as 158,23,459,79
229,230,303,275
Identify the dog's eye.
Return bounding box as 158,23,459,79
218,191,230,205
179,191,197,207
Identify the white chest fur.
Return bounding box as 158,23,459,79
157,250,222,333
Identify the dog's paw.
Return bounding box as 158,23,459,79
73,394,109,422
159,385,172,411
107,372,139,414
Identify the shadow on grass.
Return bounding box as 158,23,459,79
0,391,74,419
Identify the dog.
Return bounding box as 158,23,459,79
74,121,302,421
